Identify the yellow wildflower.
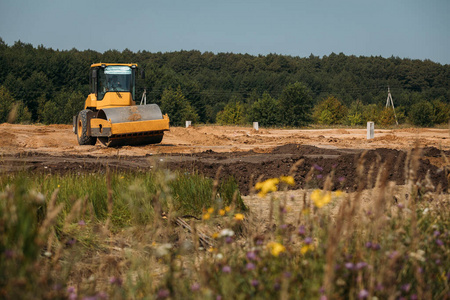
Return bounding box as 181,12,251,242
57,184,61,188
207,207,215,214
300,245,314,255
334,190,343,197
225,206,231,212
280,175,295,186
255,178,280,197
219,209,226,216
311,189,332,208
202,213,211,220
234,213,245,221
300,245,309,255
212,232,219,239
267,241,286,257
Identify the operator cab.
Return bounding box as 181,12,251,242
89,64,137,102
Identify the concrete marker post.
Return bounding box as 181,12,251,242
253,122,259,131
367,122,374,139
186,121,191,128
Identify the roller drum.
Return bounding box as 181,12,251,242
97,104,166,147
100,104,163,123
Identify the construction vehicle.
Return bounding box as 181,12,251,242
73,63,169,147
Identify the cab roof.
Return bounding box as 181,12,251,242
90,63,138,68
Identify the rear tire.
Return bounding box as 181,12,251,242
77,110,97,145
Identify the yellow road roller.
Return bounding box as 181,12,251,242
73,63,169,147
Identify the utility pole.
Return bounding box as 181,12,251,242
385,86,399,125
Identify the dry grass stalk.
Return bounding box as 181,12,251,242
175,217,213,248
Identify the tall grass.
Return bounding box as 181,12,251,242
0,151,449,299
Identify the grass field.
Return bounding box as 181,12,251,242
0,151,449,299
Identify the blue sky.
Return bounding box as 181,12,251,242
0,0,449,64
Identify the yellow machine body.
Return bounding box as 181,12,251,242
74,63,169,147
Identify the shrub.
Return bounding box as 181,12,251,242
0,85,15,123
278,82,313,127
345,100,364,126
247,92,279,126
216,100,246,125
432,99,450,124
313,95,347,125
409,100,434,127
160,86,199,126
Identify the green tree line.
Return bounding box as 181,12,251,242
0,38,449,126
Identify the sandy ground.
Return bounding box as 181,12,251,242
1,123,448,197
1,123,449,157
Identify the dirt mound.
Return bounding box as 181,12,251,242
167,146,447,195
422,146,450,157
271,144,342,156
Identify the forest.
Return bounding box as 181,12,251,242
0,38,449,127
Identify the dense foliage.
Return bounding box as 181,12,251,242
0,38,449,126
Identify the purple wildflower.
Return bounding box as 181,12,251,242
78,220,86,226
251,279,259,287
97,292,108,300
358,289,369,299
304,237,313,245
109,277,123,286
280,224,288,230
225,236,233,244
401,283,411,293
365,241,372,249
371,243,381,251
216,296,222,300
338,176,345,182
273,282,281,291
314,164,323,171
434,230,440,237
345,262,354,270
246,262,256,271
191,282,200,291
66,238,76,246
157,289,170,299
388,251,399,259
320,296,328,300
355,262,368,270
410,295,418,300
246,251,258,261
4,249,14,259
317,174,323,179
222,265,231,273
283,271,292,278
436,239,444,246
298,225,306,236
68,287,77,300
